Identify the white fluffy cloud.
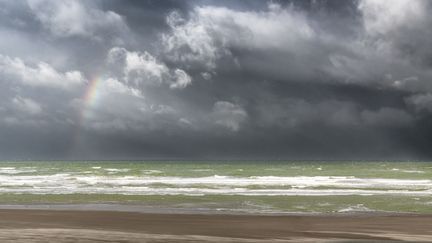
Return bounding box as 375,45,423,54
171,69,192,89
162,1,432,97
27,0,129,41
107,47,192,89
108,47,169,86
163,10,224,70
98,78,143,98
0,54,84,89
212,101,247,131
359,0,425,37
162,4,315,70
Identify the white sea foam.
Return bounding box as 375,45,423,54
0,167,16,170
104,168,130,172
0,174,431,196
0,186,430,196
401,170,425,174
0,167,37,174
391,168,425,174
337,204,374,213
142,170,163,174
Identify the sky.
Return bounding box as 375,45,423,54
0,0,432,160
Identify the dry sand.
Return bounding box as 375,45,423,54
0,209,431,242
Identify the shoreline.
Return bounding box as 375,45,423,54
0,203,427,216
0,207,431,242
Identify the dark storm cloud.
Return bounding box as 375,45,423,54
0,0,432,160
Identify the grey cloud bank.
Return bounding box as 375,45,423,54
0,0,432,160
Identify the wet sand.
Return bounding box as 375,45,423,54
0,209,431,242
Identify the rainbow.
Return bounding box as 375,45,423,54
69,76,105,157
79,76,104,124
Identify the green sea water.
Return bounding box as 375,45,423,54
0,161,431,214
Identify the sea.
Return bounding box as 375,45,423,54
0,161,431,214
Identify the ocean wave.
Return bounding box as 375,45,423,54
401,170,425,174
0,174,432,196
337,204,374,213
70,175,432,190
0,167,37,174
0,187,431,196
142,170,163,174
104,168,130,172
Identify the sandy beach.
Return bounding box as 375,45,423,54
0,209,431,242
